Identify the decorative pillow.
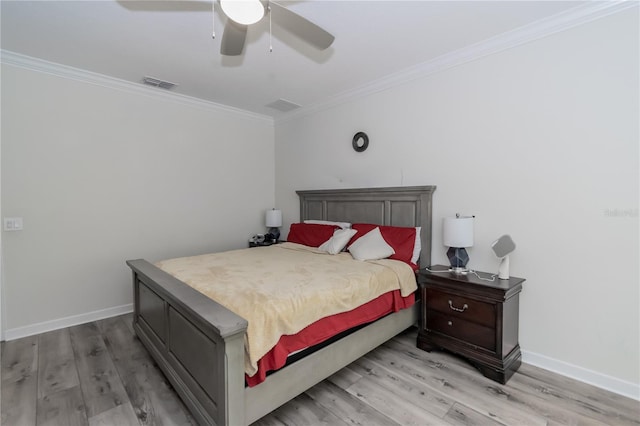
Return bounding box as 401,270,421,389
348,227,396,261
303,220,352,229
349,223,420,269
412,227,422,265
287,223,338,247
318,228,358,255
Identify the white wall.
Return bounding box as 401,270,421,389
275,9,639,396
0,60,3,340
1,64,275,334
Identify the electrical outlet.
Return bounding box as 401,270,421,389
4,217,23,231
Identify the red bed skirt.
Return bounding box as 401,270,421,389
246,290,415,387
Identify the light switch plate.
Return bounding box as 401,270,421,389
4,217,23,231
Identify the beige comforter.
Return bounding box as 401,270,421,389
155,242,417,377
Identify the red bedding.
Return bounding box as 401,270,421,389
246,290,415,386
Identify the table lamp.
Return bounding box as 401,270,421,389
491,234,516,280
443,214,474,274
265,209,282,242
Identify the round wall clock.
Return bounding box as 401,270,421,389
352,132,369,152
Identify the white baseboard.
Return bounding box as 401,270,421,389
3,303,133,341
522,350,640,401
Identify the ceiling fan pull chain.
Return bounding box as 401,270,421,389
269,4,273,52
211,1,216,39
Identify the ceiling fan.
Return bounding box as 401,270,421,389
118,0,334,56
217,0,335,56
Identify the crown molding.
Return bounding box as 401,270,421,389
2,1,634,126
276,1,638,124
0,50,274,124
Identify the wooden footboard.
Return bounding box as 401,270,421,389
127,259,248,426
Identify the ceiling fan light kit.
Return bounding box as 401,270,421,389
217,0,334,56
220,0,265,26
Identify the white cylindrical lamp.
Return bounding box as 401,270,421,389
443,215,474,273
265,209,282,242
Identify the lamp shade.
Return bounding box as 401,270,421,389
443,216,474,248
265,209,282,227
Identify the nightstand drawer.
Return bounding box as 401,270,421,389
426,288,496,328
426,310,496,351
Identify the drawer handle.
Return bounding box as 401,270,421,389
448,300,469,312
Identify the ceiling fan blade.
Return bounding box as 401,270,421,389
117,1,210,12
269,2,334,50
220,20,248,56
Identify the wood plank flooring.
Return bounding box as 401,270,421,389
2,313,638,426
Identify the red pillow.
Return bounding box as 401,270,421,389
349,224,418,269
287,223,338,247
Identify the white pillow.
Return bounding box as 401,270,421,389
348,227,395,261
412,227,422,265
303,220,352,229
318,228,357,255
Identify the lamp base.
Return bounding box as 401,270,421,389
268,227,280,242
447,247,469,274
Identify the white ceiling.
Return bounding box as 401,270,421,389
0,1,621,119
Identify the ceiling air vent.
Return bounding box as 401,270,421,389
142,76,177,90
266,99,301,112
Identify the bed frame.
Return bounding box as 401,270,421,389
126,185,435,426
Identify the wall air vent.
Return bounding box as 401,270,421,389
142,76,178,90
266,99,301,112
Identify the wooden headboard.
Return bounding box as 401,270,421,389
296,186,436,267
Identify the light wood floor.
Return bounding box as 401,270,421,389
2,313,638,426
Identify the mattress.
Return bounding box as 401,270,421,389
155,242,417,383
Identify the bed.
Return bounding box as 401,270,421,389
126,185,435,425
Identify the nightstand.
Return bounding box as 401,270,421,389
417,265,525,384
